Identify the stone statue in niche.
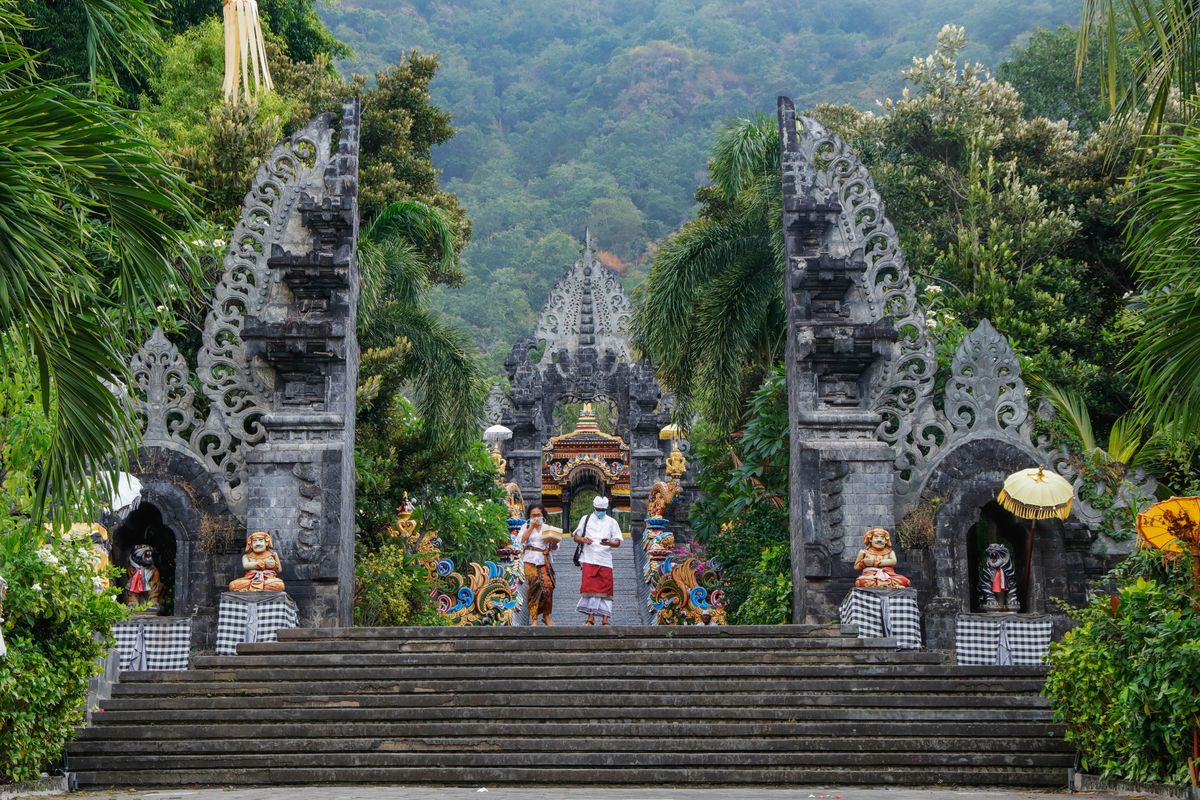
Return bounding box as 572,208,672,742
125,544,163,610
979,542,1020,611
229,531,286,592
853,528,911,588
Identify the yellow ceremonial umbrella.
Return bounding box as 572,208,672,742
997,465,1075,590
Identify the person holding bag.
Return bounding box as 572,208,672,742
571,495,622,625
519,503,557,626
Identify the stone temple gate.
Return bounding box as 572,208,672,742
776,97,1149,645
121,102,361,645
487,233,685,535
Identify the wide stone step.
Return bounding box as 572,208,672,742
67,749,1075,772
74,719,1065,741
69,764,1068,787
236,635,892,655
98,689,1051,712
274,624,848,640
86,701,1055,726
191,647,921,670
65,734,1068,757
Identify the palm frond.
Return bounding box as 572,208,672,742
0,53,197,518
1037,381,1098,452
708,115,780,201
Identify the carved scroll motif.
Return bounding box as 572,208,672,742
129,114,340,516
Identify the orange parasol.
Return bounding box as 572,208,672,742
1136,496,1200,555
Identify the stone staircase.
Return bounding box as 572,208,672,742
67,625,1072,788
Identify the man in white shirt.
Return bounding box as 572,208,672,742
572,495,622,625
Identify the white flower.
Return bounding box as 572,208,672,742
213,238,226,247
156,305,167,313
31,583,42,592
927,318,939,330
37,546,59,566
926,285,943,294
57,565,69,575
191,239,204,247
92,576,106,592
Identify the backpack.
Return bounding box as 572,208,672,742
572,514,590,567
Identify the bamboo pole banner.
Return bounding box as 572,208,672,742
222,0,273,105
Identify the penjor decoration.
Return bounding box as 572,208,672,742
222,0,273,104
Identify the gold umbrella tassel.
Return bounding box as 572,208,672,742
223,0,273,105
997,489,1073,520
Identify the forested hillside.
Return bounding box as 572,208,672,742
320,0,1077,369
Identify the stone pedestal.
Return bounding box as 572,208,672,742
839,587,922,650
111,615,191,671
215,591,299,656
955,612,1052,666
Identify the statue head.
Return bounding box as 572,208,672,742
863,528,892,550
246,531,273,554
985,542,1012,570
131,544,155,567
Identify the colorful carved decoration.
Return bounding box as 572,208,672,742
541,405,632,514
228,531,286,592
979,542,1021,611
435,559,520,626
853,528,911,588
664,447,688,481
125,544,163,609
649,555,726,625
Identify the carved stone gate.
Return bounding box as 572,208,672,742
123,102,361,642
488,233,677,535
777,97,1146,644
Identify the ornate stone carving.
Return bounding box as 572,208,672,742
130,114,339,516
785,114,939,447
534,230,632,364
130,329,201,447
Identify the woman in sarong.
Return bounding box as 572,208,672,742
519,503,557,626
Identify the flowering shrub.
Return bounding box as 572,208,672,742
353,543,442,627
1044,549,1200,784
0,345,128,781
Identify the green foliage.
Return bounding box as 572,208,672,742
1044,548,1200,784
633,116,785,431
321,0,1077,371
734,543,792,625
998,25,1108,134
0,350,128,782
824,25,1136,419
353,543,441,626
1125,118,1200,439
700,504,790,622
0,4,199,518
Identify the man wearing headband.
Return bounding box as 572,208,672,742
571,495,622,625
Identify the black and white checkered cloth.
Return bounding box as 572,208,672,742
955,613,1052,666
112,617,191,671
839,587,922,650
215,591,299,656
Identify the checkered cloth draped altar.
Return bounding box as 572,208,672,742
112,617,192,671
215,591,299,656
838,587,922,650
955,613,1052,666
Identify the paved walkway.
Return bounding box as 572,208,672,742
69,787,1121,800
517,532,649,626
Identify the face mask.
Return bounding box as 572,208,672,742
594,510,606,519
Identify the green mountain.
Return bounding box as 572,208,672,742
319,0,1077,371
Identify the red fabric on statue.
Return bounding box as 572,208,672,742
992,570,1006,594
579,563,614,599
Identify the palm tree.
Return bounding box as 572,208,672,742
357,200,484,453
0,2,196,515
1076,0,1197,140
632,115,786,433
1121,122,1200,436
